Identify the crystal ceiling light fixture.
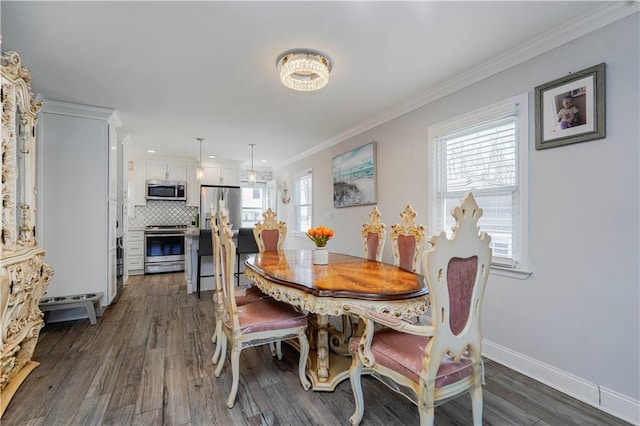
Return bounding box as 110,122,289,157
196,137,204,181
248,143,257,186
276,50,332,92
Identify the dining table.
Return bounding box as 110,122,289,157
244,249,429,391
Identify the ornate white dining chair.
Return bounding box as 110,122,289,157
253,208,287,252
214,215,311,408
362,206,386,262
335,205,387,345
348,192,492,425
390,204,425,272
210,209,269,365
252,207,288,357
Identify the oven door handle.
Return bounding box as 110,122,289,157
145,233,185,238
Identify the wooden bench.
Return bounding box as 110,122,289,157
39,292,104,325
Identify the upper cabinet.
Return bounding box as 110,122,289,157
130,159,197,207
201,161,241,186
129,160,147,207
128,158,241,209
186,164,199,207
146,160,187,181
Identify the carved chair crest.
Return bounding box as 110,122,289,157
390,204,425,272
361,206,386,262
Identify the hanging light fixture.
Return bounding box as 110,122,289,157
248,143,257,185
276,50,332,92
196,137,204,181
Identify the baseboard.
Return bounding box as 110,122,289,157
483,340,639,425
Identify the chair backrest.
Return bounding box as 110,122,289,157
362,206,386,262
421,192,492,379
390,204,425,272
218,213,240,331
253,208,287,252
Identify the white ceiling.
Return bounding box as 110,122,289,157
1,1,612,169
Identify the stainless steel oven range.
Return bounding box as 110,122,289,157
144,225,186,274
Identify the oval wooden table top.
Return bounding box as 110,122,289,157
245,250,426,301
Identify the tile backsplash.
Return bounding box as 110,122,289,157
129,200,198,228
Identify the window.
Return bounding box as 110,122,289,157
241,185,265,227
294,169,313,234
429,94,529,275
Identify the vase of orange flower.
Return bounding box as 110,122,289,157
306,226,334,265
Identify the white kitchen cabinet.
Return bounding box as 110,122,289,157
38,99,122,306
127,230,144,275
146,160,187,181
187,164,200,207
222,164,240,185
129,160,147,207
129,159,198,208
201,161,241,186
202,164,222,184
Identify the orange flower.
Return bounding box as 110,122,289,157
306,226,334,247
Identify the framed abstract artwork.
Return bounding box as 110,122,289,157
332,142,377,208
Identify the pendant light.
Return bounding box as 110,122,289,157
196,137,204,181
248,144,257,186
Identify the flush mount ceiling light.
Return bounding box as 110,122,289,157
276,50,332,92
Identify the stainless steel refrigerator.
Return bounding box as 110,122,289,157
200,185,242,231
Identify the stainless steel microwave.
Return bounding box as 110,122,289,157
146,180,187,201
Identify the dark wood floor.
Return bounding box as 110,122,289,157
2,273,629,426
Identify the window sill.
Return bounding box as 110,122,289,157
490,265,532,280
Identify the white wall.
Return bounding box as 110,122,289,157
276,14,639,422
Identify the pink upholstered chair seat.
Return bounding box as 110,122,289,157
350,329,473,388
234,285,269,306
226,298,308,334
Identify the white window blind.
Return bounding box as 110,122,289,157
294,169,312,234
431,95,528,270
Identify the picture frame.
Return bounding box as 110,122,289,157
332,141,377,208
535,63,605,150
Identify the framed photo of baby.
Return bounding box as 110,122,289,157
535,63,605,150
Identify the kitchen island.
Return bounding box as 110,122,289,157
185,228,258,295
184,229,215,294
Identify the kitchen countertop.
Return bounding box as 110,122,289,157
185,228,200,237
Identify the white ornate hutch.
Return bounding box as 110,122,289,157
1,51,53,416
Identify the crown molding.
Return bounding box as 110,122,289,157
42,99,115,121
280,1,639,168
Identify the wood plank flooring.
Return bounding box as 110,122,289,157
2,273,630,425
